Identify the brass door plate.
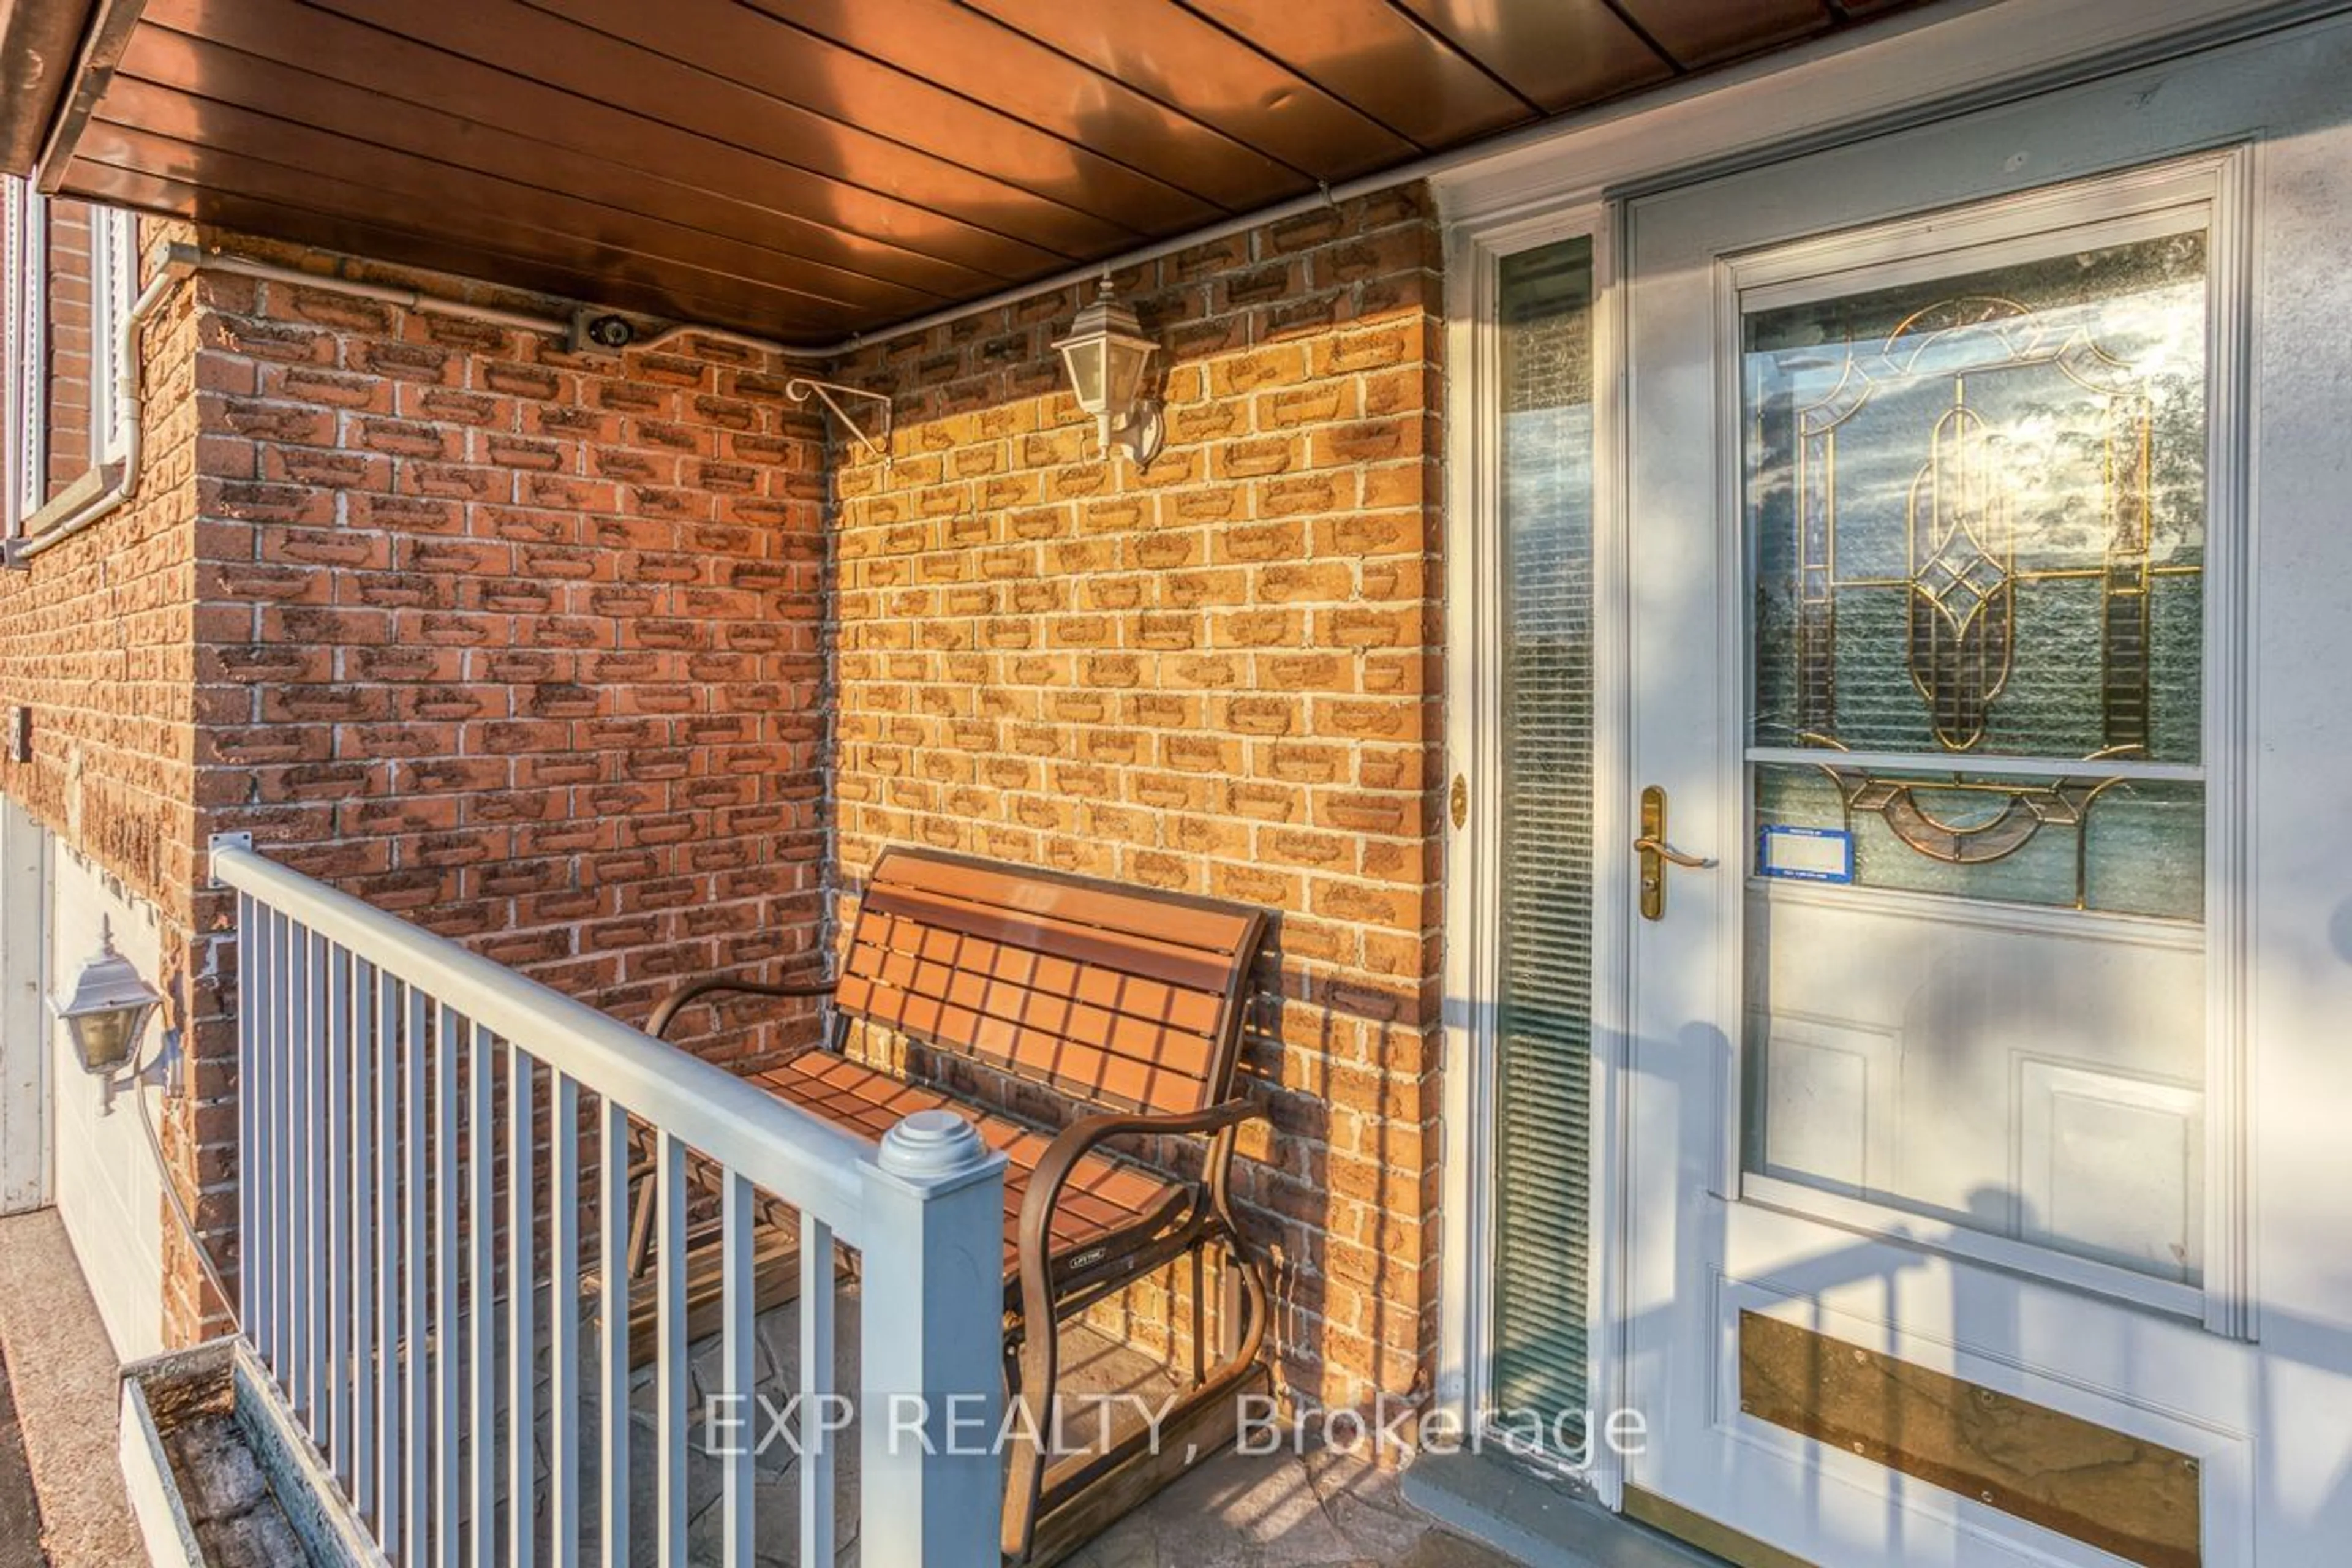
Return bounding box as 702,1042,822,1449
1738,1312,2200,1568
1632,785,1709,918
1638,785,1667,919
1623,1485,1816,1568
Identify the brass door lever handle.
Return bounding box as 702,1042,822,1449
1632,835,1713,869
1636,786,1713,919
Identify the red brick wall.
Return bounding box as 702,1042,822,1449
189,263,832,1021
828,184,1444,1413
0,221,199,925
170,252,834,1340
4,225,835,1344
0,217,215,1335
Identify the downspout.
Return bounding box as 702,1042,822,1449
4,241,196,567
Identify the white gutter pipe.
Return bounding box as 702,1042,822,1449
194,250,573,339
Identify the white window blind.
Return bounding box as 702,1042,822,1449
1486,236,1600,1446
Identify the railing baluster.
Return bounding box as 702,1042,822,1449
509,1047,537,1568
434,1003,460,1568
551,1073,582,1568
351,955,376,1517
308,929,330,1433
598,1099,631,1568
247,898,277,1371
281,911,300,1385
801,1213,836,1567
468,1022,496,1568
655,1130,688,1568
236,892,258,1360
372,967,399,1553
326,943,350,1474
720,1173,753,1568
214,846,1018,1568
286,918,309,1419
402,983,429,1562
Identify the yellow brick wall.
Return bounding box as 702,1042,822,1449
828,183,1444,1413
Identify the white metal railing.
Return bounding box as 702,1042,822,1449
215,839,1009,1567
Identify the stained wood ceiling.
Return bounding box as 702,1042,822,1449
12,0,1918,341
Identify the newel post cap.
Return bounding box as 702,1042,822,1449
877,1108,995,1183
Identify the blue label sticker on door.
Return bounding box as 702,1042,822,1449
1758,824,1854,883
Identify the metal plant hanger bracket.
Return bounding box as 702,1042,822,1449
783,377,894,462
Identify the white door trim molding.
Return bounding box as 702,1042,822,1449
1,796,51,1213
1436,198,1630,1500
1430,0,2340,232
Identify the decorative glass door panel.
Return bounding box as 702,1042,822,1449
1740,217,2212,1286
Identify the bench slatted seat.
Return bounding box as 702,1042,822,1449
643,846,1275,1566
752,1051,1185,1262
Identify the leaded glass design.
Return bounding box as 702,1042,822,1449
1754,764,2204,920
1744,229,2209,913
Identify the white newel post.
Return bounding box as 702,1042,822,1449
859,1109,1009,1567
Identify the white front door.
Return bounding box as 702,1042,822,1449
1615,48,2286,1568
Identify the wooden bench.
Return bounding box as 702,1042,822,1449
643,846,1276,1565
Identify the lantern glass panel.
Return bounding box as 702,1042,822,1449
66,1004,146,1074
1060,339,1107,410
1102,339,1152,420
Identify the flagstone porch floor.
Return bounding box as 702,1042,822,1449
1063,1443,1518,1568
0,1206,1515,1567
595,1278,1517,1567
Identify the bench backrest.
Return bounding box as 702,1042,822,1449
835,848,1272,1117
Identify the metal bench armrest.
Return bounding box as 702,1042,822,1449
1015,1097,1264,1291
646,972,837,1040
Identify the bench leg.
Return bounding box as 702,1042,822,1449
626,1159,658,1282
1005,1221,1274,1566
1191,1248,1205,1387
1003,1270,1064,1561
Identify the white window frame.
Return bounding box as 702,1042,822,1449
1437,197,1634,1504
3,175,45,533
85,203,137,467
2,186,140,538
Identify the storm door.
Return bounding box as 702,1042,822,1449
1619,137,2245,1566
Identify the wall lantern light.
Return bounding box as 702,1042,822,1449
53,918,161,1081
1054,276,1164,469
